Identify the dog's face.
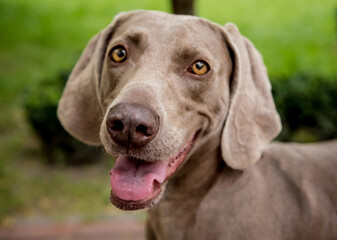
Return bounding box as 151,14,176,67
100,12,232,210
58,11,281,210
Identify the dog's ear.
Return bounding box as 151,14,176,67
220,23,282,170
57,13,127,146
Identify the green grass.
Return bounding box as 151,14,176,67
0,0,336,225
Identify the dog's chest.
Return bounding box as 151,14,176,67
148,200,199,240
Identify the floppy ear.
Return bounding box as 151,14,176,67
221,23,282,170
57,14,125,146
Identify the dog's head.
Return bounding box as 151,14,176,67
57,10,281,210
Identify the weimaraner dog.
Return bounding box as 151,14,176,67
58,10,337,240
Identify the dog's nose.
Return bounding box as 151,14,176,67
106,103,159,148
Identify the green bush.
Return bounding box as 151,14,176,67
24,71,103,165
272,74,337,142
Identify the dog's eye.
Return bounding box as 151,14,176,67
188,60,210,75
109,46,127,63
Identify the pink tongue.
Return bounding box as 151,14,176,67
110,156,169,201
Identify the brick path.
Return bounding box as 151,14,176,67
0,219,145,240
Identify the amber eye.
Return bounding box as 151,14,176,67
189,60,210,75
109,46,127,63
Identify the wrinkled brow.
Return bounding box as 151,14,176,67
171,46,201,65
126,31,148,48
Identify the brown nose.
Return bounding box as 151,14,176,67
106,103,159,148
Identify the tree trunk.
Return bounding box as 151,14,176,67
172,0,195,15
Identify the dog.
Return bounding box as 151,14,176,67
57,10,337,240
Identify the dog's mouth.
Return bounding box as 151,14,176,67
109,131,199,210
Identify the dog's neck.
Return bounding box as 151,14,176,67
147,132,232,239
146,126,247,240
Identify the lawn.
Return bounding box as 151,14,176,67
0,0,336,226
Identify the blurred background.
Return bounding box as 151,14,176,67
0,0,336,238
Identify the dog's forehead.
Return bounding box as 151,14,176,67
115,11,223,48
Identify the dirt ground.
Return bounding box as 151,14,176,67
0,218,145,240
